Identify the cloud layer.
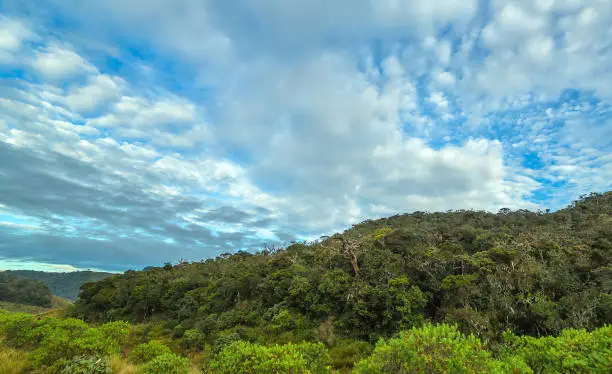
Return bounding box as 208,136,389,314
0,1,611,271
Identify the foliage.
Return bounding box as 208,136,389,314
0,307,610,373
2,192,612,372
207,340,331,373
353,323,522,374
212,332,242,355
0,311,128,372
328,339,372,370
500,325,612,373
141,353,190,374
128,340,173,364
61,355,111,374
181,328,205,351
0,272,53,307
72,192,612,344
5,270,114,300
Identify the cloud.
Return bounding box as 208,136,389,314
0,16,32,51
30,43,97,79
89,96,197,128
0,16,36,66
0,259,114,273
65,74,124,113
0,1,611,271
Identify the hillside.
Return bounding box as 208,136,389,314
72,192,611,346
0,272,53,308
5,270,113,300
0,296,72,315
0,191,608,373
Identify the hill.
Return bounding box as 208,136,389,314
0,295,72,315
72,191,611,347
5,270,114,300
0,272,53,308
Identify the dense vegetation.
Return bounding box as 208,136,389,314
74,192,611,346
5,271,113,300
0,310,609,373
0,192,610,372
0,272,53,308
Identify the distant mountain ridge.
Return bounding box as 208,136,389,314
4,270,114,300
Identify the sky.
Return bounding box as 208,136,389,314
0,0,611,272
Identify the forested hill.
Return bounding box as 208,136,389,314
0,272,53,307
6,270,113,300
73,192,611,345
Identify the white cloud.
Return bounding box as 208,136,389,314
0,16,33,63
1,1,611,269
436,40,452,66
434,70,457,86
497,3,546,34
0,16,32,51
428,91,450,110
65,74,124,113
30,43,97,79
0,258,113,273
524,35,554,64
89,95,197,128
152,124,212,149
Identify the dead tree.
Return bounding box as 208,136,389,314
339,236,360,275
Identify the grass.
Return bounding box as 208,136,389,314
0,301,50,314
0,296,73,317
109,354,139,374
0,345,28,374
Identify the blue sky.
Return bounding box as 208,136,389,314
0,0,611,272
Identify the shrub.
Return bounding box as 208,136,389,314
128,340,172,364
172,323,186,338
0,312,127,371
181,328,205,351
329,339,372,369
97,321,130,344
0,312,39,348
142,353,190,374
61,355,111,374
501,325,612,373
212,332,241,355
207,340,331,373
353,323,526,374
28,325,122,371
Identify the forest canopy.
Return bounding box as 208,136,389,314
5,270,113,300
0,272,53,308
72,192,612,344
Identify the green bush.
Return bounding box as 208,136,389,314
212,332,241,354
61,355,111,374
0,312,127,371
28,321,123,371
329,339,372,369
207,340,331,373
129,340,173,364
172,323,186,338
181,328,205,351
97,321,130,344
501,325,612,373
353,323,527,374
0,312,39,348
142,353,190,374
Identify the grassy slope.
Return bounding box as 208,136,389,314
0,295,72,315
